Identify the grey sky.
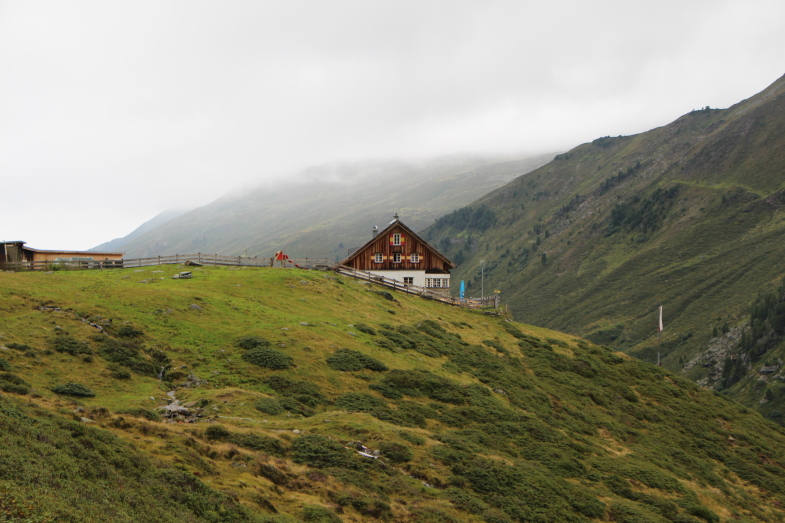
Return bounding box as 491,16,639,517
1,0,783,250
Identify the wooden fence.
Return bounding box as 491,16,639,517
1,254,498,310
334,265,499,309
0,254,333,272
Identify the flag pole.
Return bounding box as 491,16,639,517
657,305,663,366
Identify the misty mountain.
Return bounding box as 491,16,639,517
90,209,189,253
424,73,785,418
109,154,555,260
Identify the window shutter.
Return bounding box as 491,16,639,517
400,233,405,246
390,234,394,246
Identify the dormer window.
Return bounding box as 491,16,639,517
374,253,383,263
410,252,419,263
392,253,402,263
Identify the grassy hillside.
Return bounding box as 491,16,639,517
108,154,554,261
1,266,785,522
423,74,785,408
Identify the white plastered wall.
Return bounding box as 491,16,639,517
367,269,450,289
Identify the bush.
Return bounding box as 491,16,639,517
0,373,30,395
279,397,315,417
236,336,270,350
398,431,426,445
354,323,377,335
255,463,288,485
335,392,388,413
51,383,95,397
242,347,293,370
229,433,285,456
52,336,92,355
379,441,412,463
6,343,31,351
110,369,131,380
99,338,157,376
293,434,355,469
482,340,508,354
0,358,10,372
327,349,388,372
255,397,284,415
301,505,342,523
116,325,144,338
264,376,326,404
204,425,231,441
117,408,162,422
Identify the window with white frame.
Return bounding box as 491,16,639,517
374,253,383,263
392,253,401,263
392,233,401,246
403,277,414,285
410,252,419,263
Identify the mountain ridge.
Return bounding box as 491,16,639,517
423,72,785,416
105,154,555,261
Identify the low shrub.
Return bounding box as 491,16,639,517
264,376,326,404
51,383,95,397
482,340,508,354
301,505,342,523
279,397,315,417
329,491,392,519
377,370,468,404
0,358,10,372
293,434,355,469
335,392,388,413
354,323,377,335
204,425,230,441
379,441,412,463
255,463,288,485
501,322,524,339
116,325,144,338
0,373,30,395
52,336,92,355
117,408,162,422
242,347,293,370
327,349,388,372
229,433,285,456
409,507,460,523
398,431,426,445
236,336,270,350
255,397,284,415
6,343,31,351
99,338,157,376
110,369,131,380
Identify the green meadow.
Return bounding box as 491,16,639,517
1,265,785,522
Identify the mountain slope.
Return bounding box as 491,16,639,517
90,208,189,253
1,266,785,522
423,73,785,390
111,154,554,260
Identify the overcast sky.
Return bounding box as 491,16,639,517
1,0,783,250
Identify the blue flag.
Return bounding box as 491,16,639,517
460,280,465,299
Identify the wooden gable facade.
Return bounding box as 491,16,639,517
340,219,455,274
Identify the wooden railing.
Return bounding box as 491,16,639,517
0,254,333,272
1,255,498,310
334,265,499,309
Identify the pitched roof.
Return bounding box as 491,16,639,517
340,218,456,268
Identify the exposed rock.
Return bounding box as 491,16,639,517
182,374,208,388
683,326,743,386
189,304,202,310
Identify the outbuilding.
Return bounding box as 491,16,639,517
0,241,123,267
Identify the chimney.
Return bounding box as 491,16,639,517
372,226,378,237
